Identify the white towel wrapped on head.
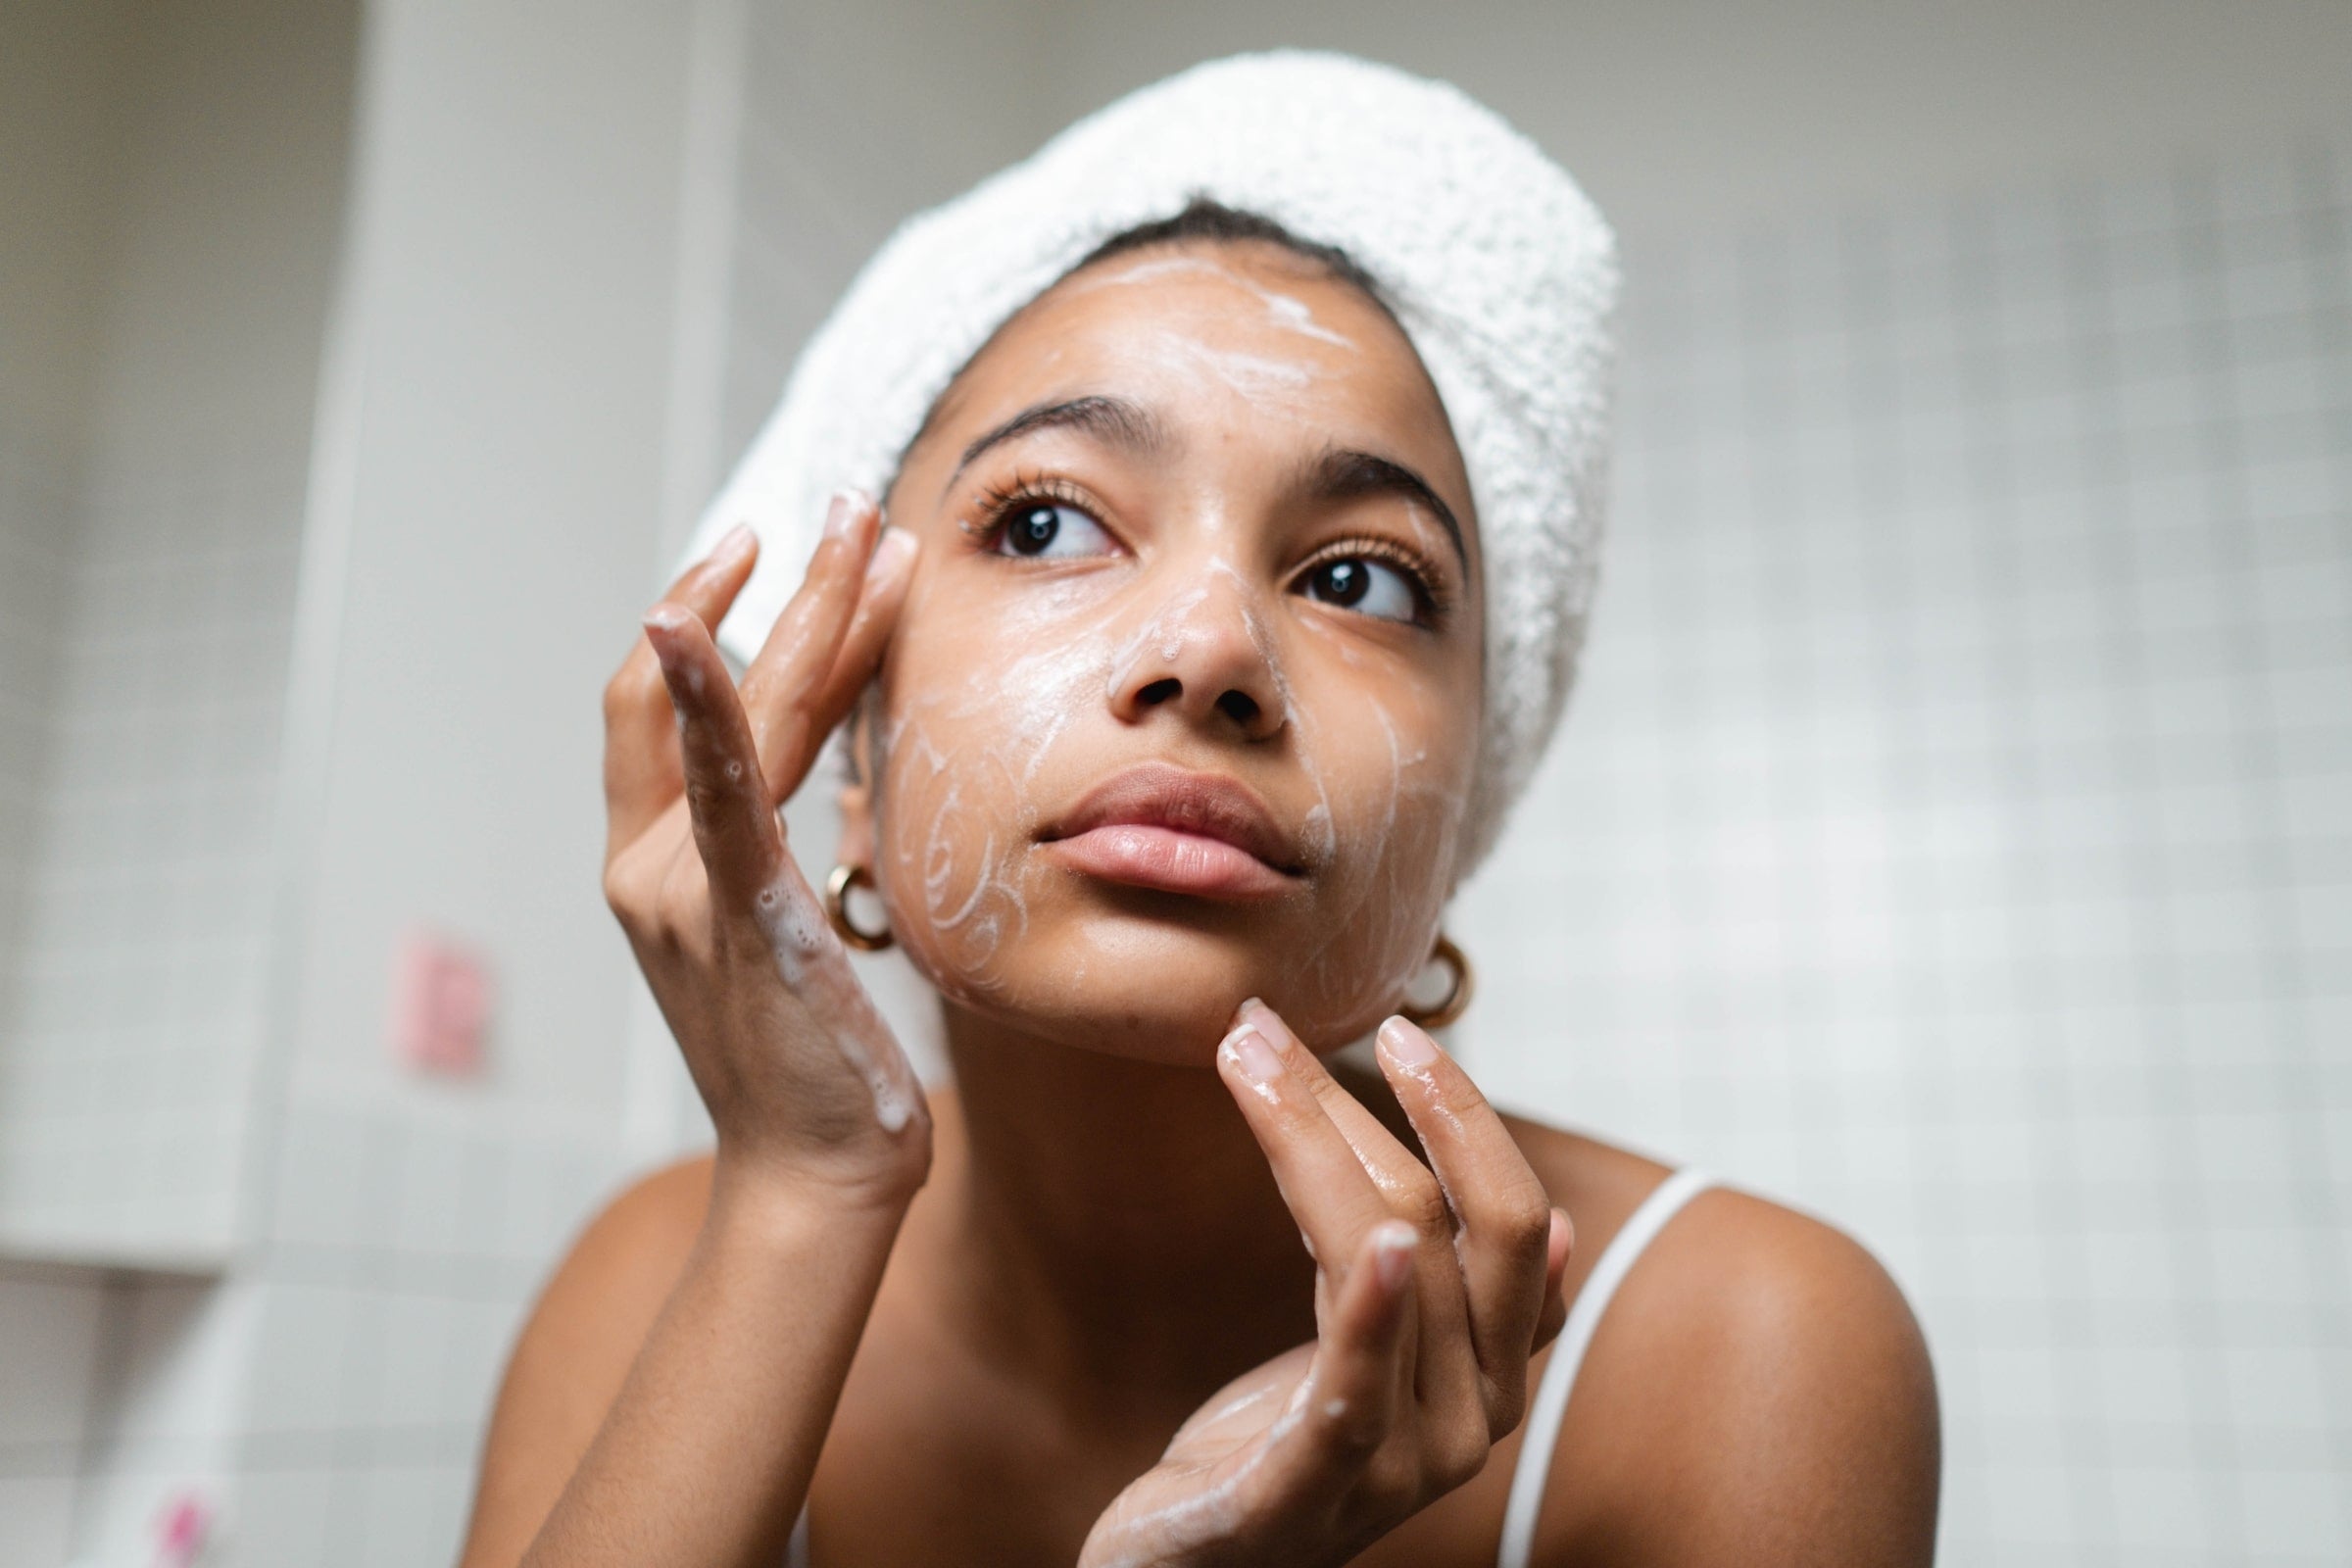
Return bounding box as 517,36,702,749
685,49,1619,877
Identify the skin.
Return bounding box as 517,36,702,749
458,242,1940,1568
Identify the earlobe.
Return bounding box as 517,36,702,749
836,780,875,870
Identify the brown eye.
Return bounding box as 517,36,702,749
994,501,1113,559
1299,557,1416,621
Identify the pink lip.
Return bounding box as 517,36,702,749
1041,763,1304,902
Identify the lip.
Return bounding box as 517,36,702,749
1040,762,1305,901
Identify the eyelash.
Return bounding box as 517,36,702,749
963,472,1451,626
963,470,1106,551
1296,533,1450,625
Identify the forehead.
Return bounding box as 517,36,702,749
917,241,1475,520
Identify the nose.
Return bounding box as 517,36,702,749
1107,561,1288,743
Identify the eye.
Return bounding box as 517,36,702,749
1298,557,1420,622
992,500,1116,560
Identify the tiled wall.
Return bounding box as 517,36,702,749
1455,137,2351,1565
0,431,72,1117
0,445,307,1262
22,1101,624,1567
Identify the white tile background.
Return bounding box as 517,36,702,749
1451,140,2352,1564
0,444,305,1262
0,433,73,1135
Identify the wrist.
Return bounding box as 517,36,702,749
708,1130,931,1232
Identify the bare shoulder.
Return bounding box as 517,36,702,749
1501,1117,1940,1566
457,1154,714,1568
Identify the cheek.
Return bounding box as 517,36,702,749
1280,675,1479,1031
860,573,1125,1004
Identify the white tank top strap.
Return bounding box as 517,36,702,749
1493,1167,1719,1568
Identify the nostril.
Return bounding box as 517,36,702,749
1137,677,1182,709
1216,690,1261,728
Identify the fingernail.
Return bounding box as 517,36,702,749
821,491,855,541
1243,998,1293,1044
1372,1220,1417,1290
823,488,872,541
865,526,917,581
1222,1026,1284,1086
711,521,755,563
642,603,692,639
1377,1016,1441,1067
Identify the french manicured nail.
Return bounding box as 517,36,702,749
711,521,755,562
1378,1016,1441,1067
865,526,917,581
1223,1026,1285,1086
1372,1220,1417,1290
821,490,861,541
642,602,692,640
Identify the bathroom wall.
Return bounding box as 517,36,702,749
0,0,356,1263
0,2,360,1557
129,1,708,1560
1453,138,2351,1566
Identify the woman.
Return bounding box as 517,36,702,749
460,53,1938,1568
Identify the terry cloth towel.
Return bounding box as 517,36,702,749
683,49,1619,875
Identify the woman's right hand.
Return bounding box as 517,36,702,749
600,491,930,1205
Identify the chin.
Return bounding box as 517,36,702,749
905,906,1405,1064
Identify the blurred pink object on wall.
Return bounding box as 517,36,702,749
152,1489,213,1568
390,926,493,1077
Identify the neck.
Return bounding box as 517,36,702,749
914,1001,1317,1418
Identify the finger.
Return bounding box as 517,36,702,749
1216,1019,1399,1283
737,490,885,805
799,526,918,769
1271,1220,1417,1483
1245,1002,1484,1431
605,523,760,856
1374,1016,1556,1423
1239,1001,1442,1221
641,603,782,906
1530,1209,1574,1354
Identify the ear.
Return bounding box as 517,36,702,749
835,702,876,870
836,775,875,872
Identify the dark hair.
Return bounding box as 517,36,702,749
892,198,1394,476
1071,196,1390,309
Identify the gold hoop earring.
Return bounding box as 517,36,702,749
823,862,894,952
1398,933,1473,1030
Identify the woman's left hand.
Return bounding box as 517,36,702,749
1078,1000,1576,1568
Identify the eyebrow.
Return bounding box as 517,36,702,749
944,394,1171,495
1298,446,1469,574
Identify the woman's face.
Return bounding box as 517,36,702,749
854,239,1483,1059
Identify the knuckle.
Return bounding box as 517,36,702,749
1429,1415,1491,1492
603,663,658,725
653,872,705,933
1325,1396,1388,1460
601,863,636,918
1396,1170,1449,1235
682,776,733,832
1358,1448,1421,1516
1499,1195,1552,1267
